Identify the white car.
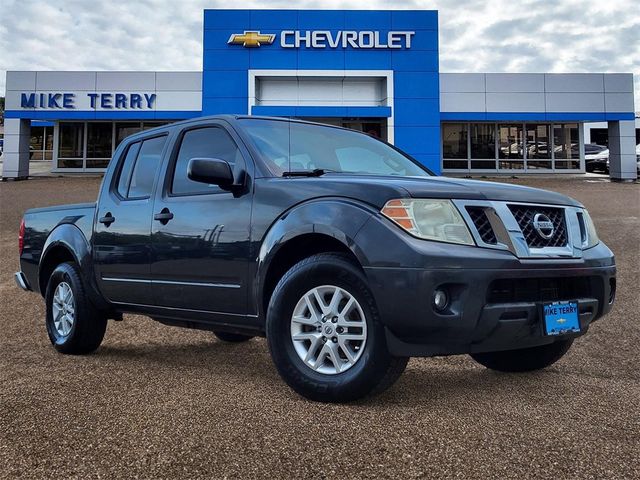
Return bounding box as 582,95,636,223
584,144,609,172
605,144,640,174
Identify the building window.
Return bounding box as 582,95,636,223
52,121,174,172
442,122,582,173
143,122,168,130
525,124,551,169
470,123,496,170
58,122,85,168
553,123,580,169
116,122,143,147
442,123,468,169
86,122,113,169
30,126,54,161
498,124,524,169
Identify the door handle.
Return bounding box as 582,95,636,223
154,208,174,225
99,212,115,226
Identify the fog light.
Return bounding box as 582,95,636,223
433,289,449,311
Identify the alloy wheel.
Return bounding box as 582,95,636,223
290,285,367,375
52,281,75,337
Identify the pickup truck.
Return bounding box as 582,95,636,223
16,116,616,402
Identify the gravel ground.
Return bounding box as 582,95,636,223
1,176,638,479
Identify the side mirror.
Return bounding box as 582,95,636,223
187,158,234,189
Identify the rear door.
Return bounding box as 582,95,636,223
150,122,252,314
93,133,169,305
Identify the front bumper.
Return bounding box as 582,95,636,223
356,217,616,357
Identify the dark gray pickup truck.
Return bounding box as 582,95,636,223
16,116,616,402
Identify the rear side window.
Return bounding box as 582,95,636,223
171,127,243,195
116,136,166,199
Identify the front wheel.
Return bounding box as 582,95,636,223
45,262,107,354
266,253,408,403
470,339,574,372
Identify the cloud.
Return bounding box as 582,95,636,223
1,0,638,106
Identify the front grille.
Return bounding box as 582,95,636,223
487,277,597,303
466,207,497,244
508,205,568,248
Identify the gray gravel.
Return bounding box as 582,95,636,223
1,176,639,479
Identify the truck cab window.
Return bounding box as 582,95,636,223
116,136,166,199
171,127,242,195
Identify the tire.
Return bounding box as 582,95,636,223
266,253,408,403
45,262,107,354
470,338,574,372
213,331,254,343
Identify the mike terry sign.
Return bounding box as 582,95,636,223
20,92,157,110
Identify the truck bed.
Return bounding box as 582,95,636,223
21,202,97,293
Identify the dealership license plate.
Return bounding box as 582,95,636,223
543,301,580,336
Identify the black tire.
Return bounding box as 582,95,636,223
45,262,107,354
266,253,408,403
470,338,574,372
213,331,254,343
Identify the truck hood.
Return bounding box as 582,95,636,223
320,175,582,208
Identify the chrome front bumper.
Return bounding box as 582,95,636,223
14,271,31,291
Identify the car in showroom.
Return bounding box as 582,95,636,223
15,116,616,402
584,143,609,173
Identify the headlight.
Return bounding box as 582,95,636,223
582,209,599,248
381,199,475,245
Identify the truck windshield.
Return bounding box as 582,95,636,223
239,118,432,177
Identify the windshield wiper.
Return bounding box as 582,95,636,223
282,168,332,177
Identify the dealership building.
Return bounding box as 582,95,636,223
2,9,637,180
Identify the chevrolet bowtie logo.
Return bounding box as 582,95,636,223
227,31,275,48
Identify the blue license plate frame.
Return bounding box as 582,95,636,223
543,301,580,336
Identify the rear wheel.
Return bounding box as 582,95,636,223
470,339,574,372
266,253,408,402
45,262,107,354
213,331,253,343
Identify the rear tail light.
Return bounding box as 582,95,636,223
18,218,25,255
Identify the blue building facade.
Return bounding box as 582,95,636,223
202,9,442,172
2,8,636,179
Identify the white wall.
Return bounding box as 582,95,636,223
5,71,203,112
439,73,635,115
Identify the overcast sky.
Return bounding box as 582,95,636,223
0,0,638,104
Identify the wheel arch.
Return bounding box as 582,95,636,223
38,224,109,310
254,198,375,321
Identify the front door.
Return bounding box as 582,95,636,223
93,134,169,305
150,124,252,314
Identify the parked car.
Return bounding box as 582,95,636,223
584,144,609,173
605,144,640,175
15,116,616,402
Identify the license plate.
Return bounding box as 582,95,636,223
543,301,580,336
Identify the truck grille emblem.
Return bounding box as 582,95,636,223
532,213,555,240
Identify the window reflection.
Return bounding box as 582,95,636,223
87,122,113,163
57,122,84,168
554,124,580,169
498,124,523,160
442,123,468,159
470,124,495,159
443,122,582,172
